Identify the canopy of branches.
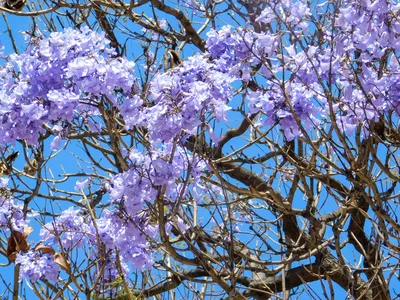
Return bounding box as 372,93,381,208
0,0,399,299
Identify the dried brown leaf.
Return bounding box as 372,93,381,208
35,244,56,255
54,253,71,272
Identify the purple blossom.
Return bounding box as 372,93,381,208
40,207,90,249
89,210,156,270
255,7,275,23
75,177,92,191
0,196,29,233
287,1,310,24
0,27,135,147
16,251,59,283
50,135,62,150
143,54,233,143
118,95,144,130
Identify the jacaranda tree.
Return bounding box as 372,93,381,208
0,0,399,299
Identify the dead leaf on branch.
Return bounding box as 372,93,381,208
0,151,19,176
54,252,71,273
23,158,37,176
6,226,33,262
35,244,56,255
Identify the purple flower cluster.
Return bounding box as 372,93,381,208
34,206,155,273
33,206,156,274
0,27,135,146
16,251,59,283
206,25,324,140
100,145,206,270
107,144,206,209
120,53,233,144
324,1,400,134
206,26,277,80
246,1,400,138
0,195,29,233
40,207,90,249
247,83,324,141
256,0,311,25
92,210,156,270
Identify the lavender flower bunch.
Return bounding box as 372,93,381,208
0,27,135,146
